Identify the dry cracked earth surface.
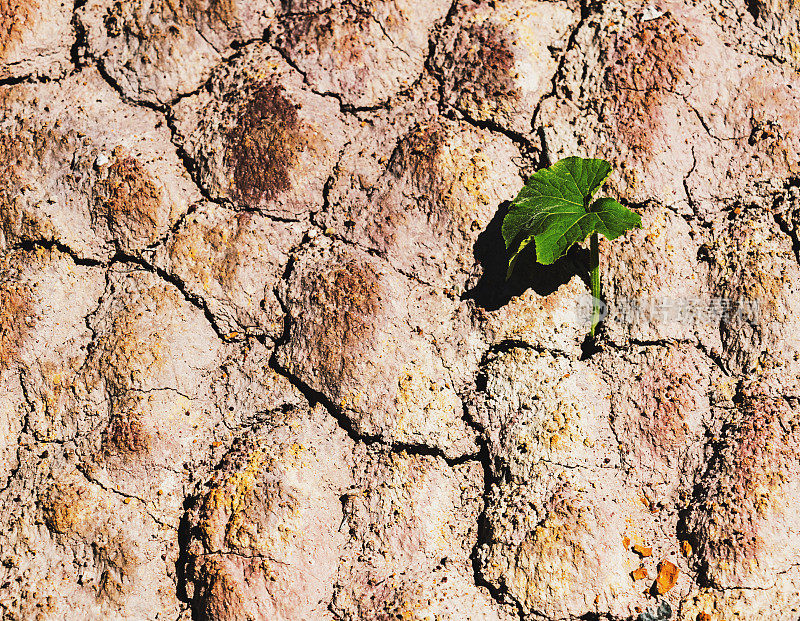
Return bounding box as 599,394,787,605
1,0,800,619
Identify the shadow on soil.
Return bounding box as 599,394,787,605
462,201,589,311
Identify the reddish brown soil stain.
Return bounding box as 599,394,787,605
103,0,237,39
0,159,26,240
275,5,370,66
93,151,162,245
391,121,446,190
447,15,518,111
102,396,151,458
605,15,696,154
0,124,78,241
709,214,786,321
300,260,380,386
208,212,250,273
188,555,254,621
686,391,799,580
225,84,304,208
103,400,151,456
0,277,33,372
182,0,237,27
633,349,703,462
41,478,87,534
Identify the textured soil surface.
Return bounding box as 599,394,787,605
1,0,800,619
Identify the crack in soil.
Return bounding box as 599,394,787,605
74,462,173,529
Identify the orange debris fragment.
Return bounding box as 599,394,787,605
655,560,679,594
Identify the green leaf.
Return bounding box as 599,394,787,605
591,197,642,240
503,157,640,275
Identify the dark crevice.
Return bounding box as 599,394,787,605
487,339,571,359
426,0,539,165
174,504,195,608
63,28,247,253
603,334,732,378
425,0,461,111
445,107,533,153
269,0,425,113
359,10,410,60
268,43,418,115
683,146,698,215
15,236,230,344
628,337,690,348
603,336,690,352
580,332,603,360
468,447,526,621
774,212,800,265
697,342,732,377
686,100,743,142
317,138,351,218
745,0,761,21
91,56,166,113
0,424,28,497
70,0,89,69
109,251,230,341
536,125,553,168
165,35,264,109
265,290,480,468
82,50,242,255
237,205,304,223
268,348,482,466
162,109,230,212
263,34,309,83
0,73,62,87
74,462,170,528
12,238,105,267
460,399,526,621
141,200,204,254
530,0,592,145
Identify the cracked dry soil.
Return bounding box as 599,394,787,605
1,0,800,619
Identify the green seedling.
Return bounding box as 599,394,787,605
502,156,641,337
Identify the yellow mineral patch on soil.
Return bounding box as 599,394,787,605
201,447,269,546
395,366,461,433
42,473,98,535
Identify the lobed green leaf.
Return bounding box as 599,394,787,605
503,157,640,276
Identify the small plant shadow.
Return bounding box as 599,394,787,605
463,202,589,311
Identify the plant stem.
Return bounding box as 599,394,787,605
590,231,601,337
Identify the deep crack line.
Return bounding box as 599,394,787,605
774,212,800,266
265,279,483,467
11,238,105,266
69,33,231,222
70,0,89,70
109,251,232,342
266,340,482,468
445,106,535,154
14,238,231,343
